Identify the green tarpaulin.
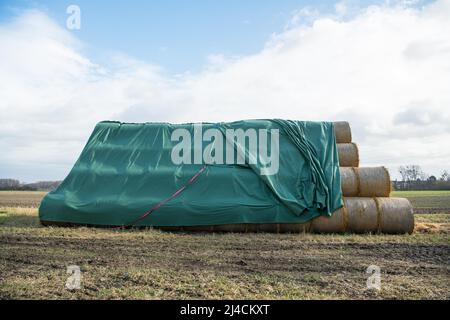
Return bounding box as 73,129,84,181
39,120,343,227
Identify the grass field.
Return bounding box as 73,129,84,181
0,191,449,300
392,190,450,214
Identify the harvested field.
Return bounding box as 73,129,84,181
0,191,46,208
0,191,449,299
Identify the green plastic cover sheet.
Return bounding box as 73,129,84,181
39,120,343,227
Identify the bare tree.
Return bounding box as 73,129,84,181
441,170,450,181
396,167,450,190
399,166,408,181
398,165,424,181
0,179,21,190
409,165,424,181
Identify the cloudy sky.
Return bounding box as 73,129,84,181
0,0,449,182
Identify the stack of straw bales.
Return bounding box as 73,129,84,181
161,121,414,234
313,121,414,234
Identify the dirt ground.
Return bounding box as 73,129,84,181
0,191,449,300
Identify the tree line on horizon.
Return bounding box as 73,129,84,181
0,179,61,191
393,165,450,191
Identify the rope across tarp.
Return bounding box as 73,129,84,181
115,165,208,229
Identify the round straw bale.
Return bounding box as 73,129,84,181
334,121,352,143
213,224,247,233
256,223,280,233
376,197,414,234
340,167,391,197
154,199,414,234
338,143,359,167
278,222,311,233
157,226,184,232
357,167,391,197
310,197,414,234
165,223,312,233
183,225,214,232
340,167,359,196
345,197,379,233
310,206,347,233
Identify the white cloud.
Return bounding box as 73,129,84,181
1,2,450,181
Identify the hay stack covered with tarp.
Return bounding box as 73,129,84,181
39,120,414,234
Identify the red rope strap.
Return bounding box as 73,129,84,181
115,165,207,229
